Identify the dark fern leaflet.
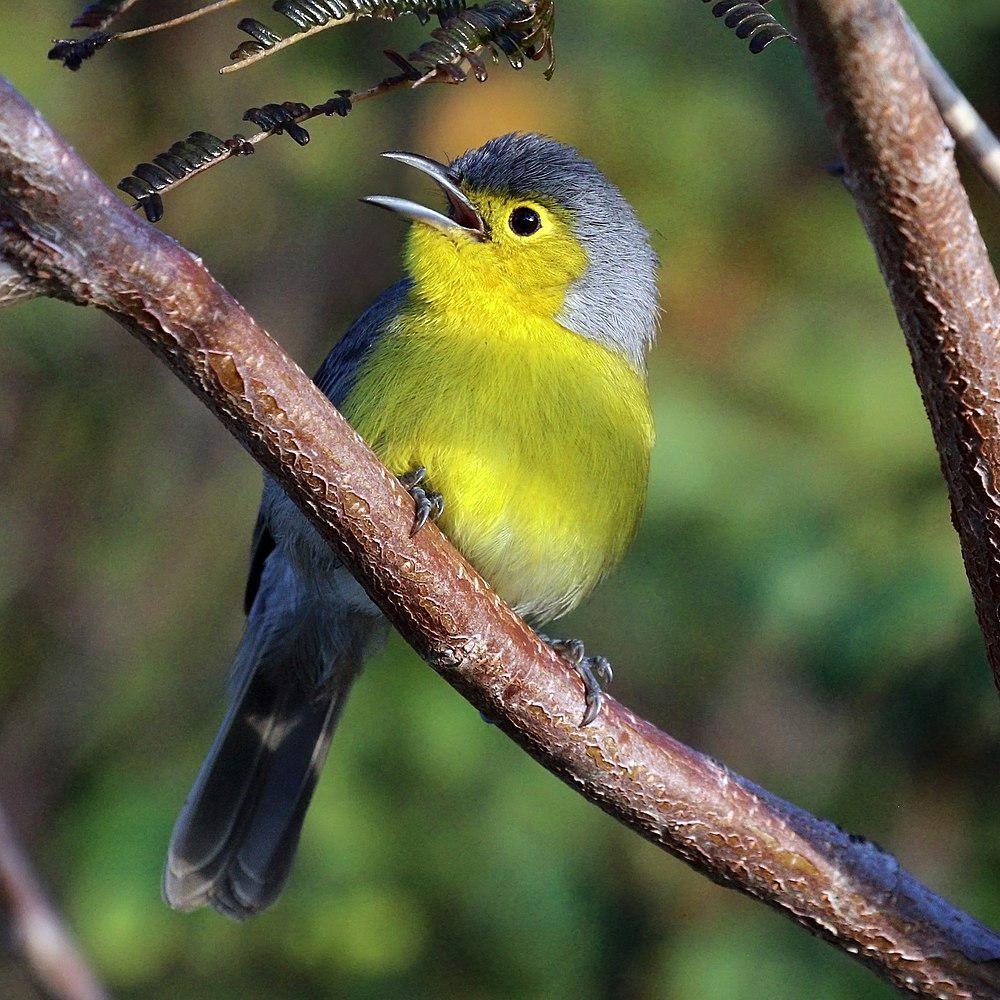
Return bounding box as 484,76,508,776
241,92,353,147
274,0,462,27
118,132,254,222
49,32,112,71
702,1,796,54
242,102,312,145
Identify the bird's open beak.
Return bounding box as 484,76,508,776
362,151,486,241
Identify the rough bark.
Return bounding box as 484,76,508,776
1,72,999,997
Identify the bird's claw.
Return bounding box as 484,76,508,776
541,636,612,727
410,487,444,534
400,466,445,536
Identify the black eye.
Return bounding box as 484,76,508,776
508,206,541,237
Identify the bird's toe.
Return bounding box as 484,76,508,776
540,635,612,727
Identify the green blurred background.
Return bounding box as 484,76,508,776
1,2,999,997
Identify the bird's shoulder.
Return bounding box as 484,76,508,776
314,277,412,407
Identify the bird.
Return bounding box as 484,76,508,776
163,132,659,920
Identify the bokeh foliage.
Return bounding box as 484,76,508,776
1,1,999,997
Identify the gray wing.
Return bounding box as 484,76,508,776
243,278,412,613
313,277,411,405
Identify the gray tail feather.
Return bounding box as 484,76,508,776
163,665,352,920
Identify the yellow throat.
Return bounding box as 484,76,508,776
340,194,654,622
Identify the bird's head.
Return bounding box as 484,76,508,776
363,133,659,369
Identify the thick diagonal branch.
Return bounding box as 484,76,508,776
1,77,998,997
784,0,1000,694
0,801,108,1000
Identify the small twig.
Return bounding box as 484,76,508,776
902,11,1000,198
0,800,107,1000
113,0,248,40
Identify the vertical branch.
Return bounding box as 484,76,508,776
0,802,107,1000
786,0,1000,694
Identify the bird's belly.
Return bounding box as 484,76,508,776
375,438,637,622
340,317,653,623
408,450,612,621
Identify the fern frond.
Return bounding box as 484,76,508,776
222,0,466,74
389,0,553,83
702,1,796,54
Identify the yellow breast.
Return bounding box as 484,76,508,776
340,289,653,622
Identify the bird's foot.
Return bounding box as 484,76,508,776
540,636,613,727
399,466,445,536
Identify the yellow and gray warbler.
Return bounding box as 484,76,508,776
164,133,659,919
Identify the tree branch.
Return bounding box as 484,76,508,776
0,800,107,1000
903,12,1000,197
786,0,1000,697
1,76,999,997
